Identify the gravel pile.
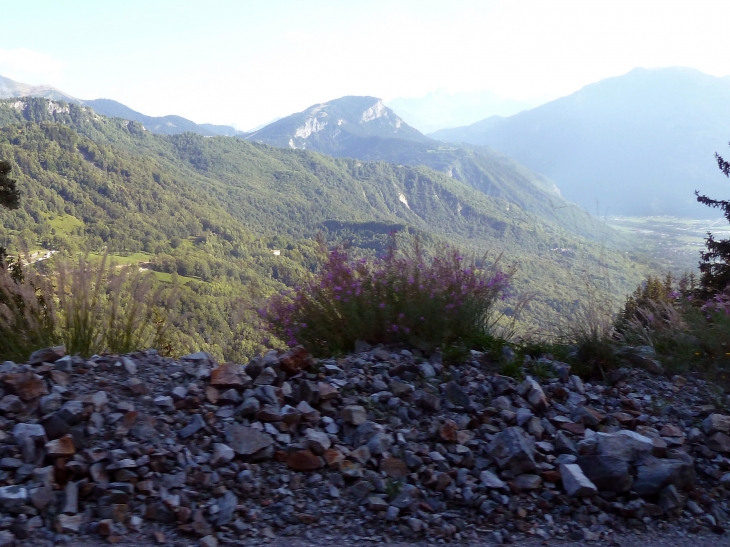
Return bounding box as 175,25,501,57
0,343,727,546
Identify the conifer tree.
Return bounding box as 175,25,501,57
0,160,20,266
696,144,730,294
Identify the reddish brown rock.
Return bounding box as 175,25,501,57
2,371,48,401
28,345,66,365
278,346,315,377
380,457,410,479
439,420,458,443
45,434,76,457
285,450,323,471
560,422,586,436
323,448,344,467
210,364,246,389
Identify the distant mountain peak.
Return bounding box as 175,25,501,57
247,95,428,151
0,74,77,103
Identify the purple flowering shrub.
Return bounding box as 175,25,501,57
262,240,513,356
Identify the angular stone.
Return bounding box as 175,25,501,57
0,486,28,509
367,496,389,512
318,382,339,400
480,470,506,489
62,481,78,514
707,432,730,453
125,377,149,395
216,490,238,526
439,420,458,443
297,400,320,422
178,414,206,439
518,378,548,412
2,371,47,401
210,363,247,389
554,431,577,455
28,346,65,365
0,395,23,414
13,423,46,444
445,381,470,407
633,458,695,496
225,424,274,456
57,513,82,533
305,429,331,455
211,443,235,467
380,457,410,479
254,366,277,385
702,414,730,435
594,430,653,461
257,404,282,422
30,485,54,510
45,434,76,457
278,346,315,376
576,455,633,493
367,432,392,455
488,427,537,474
390,380,413,397
342,405,367,425
286,450,323,471
560,463,598,497
514,474,542,491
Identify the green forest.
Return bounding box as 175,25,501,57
0,98,651,361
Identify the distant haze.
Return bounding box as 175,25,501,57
431,67,730,218
2,1,730,129
386,91,541,134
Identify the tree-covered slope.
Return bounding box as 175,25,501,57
244,95,615,243
0,97,648,350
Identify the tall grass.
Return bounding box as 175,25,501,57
262,237,515,356
0,252,176,361
0,261,57,362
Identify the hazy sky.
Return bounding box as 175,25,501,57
3,0,730,129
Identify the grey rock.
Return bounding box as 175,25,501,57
225,424,274,455
554,431,578,455
576,455,633,493
480,470,506,489
445,381,470,407
702,414,730,435
216,490,238,526
179,414,206,439
210,443,235,467
706,431,730,453
594,430,653,461
560,463,598,497
633,457,695,496
487,427,537,474
341,405,367,425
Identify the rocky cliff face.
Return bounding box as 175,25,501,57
246,96,429,151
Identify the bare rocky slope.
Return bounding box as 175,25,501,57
0,343,727,546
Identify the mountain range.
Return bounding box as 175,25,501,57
0,97,646,344
430,67,730,218
244,96,607,242
0,75,242,137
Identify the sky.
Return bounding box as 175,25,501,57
3,0,730,130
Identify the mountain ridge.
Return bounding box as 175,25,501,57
0,74,242,137
429,67,730,217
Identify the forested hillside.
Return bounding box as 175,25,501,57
0,97,649,359
245,95,613,242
